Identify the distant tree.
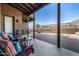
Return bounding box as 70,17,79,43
36,23,40,29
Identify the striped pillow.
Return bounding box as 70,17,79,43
7,41,17,55
2,34,9,41
0,48,6,56
0,40,17,56
12,42,22,54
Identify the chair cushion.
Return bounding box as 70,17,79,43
2,34,9,41
0,36,3,40
16,46,32,56
12,42,22,54
0,40,8,47
19,41,26,50
8,41,17,55
0,40,17,56
7,34,14,41
0,32,2,36
0,40,12,55
0,48,6,56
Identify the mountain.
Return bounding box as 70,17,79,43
68,20,79,24
61,20,79,27
40,20,79,28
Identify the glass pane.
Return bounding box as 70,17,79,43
61,3,79,53
35,3,57,46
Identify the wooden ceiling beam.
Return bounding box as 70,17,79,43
33,3,39,8
22,4,33,11
8,3,49,16
25,4,34,10
17,3,31,13
8,3,29,15
29,3,38,8
28,3,37,9
16,4,31,14
28,3,49,15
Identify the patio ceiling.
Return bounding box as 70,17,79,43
8,3,49,16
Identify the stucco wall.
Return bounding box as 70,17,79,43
0,4,27,35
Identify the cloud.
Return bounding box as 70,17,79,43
61,19,75,23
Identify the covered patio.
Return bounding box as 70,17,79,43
0,3,49,56
0,3,79,56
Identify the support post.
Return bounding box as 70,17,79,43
57,3,61,48
32,14,35,53
27,17,29,37
33,14,35,39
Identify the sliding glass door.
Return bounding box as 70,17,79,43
61,3,79,53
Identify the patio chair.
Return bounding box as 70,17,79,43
0,32,33,56
0,40,33,56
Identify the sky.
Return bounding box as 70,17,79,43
61,3,79,23
29,3,79,28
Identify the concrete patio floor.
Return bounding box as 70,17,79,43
35,33,79,53
30,39,79,56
